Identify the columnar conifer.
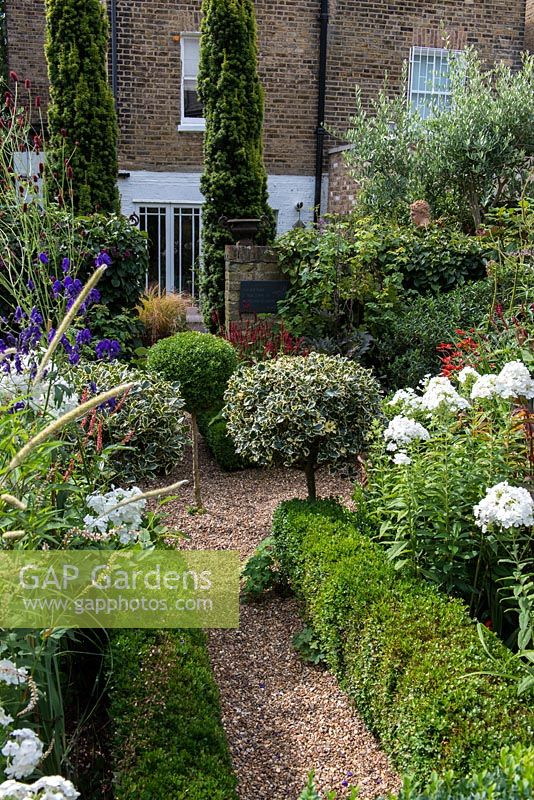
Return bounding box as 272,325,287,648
198,0,275,328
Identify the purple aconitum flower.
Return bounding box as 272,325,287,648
30,307,43,327
87,288,101,305
9,401,26,413
61,257,70,273
27,279,34,291
75,327,92,346
95,338,121,361
13,306,25,325
38,252,49,265
94,251,112,267
52,279,63,299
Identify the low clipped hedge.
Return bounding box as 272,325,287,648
107,629,238,800
272,500,534,782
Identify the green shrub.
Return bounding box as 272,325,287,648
74,213,149,315
148,332,238,507
206,416,250,471
224,353,381,499
366,279,492,390
107,629,238,800
387,745,534,799
272,500,534,780
275,217,487,339
70,361,187,482
147,332,237,416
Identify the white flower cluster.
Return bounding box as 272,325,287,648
457,366,480,385
419,376,470,413
0,661,27,687
1,730,43,780
470,360,534,402
0,709,13,729
0,357,78,419
384,415,430,452
392,452,412,466
389,377,470,416
83,486,146,536
388,387,423,412
0,776,79,800
474,481,534,532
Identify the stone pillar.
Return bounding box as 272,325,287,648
224,245,286,327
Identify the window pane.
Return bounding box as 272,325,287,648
183,79,203,118
139,207,166,292
409,48,451,118
183,37,200,77
173,207,201,296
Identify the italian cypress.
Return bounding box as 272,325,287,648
198,0,275,328
45,0,120,214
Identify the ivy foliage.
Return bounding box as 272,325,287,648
223,352,381,499
198,0,276,327
45,0,120,214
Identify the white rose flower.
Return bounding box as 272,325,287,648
474,481,534,533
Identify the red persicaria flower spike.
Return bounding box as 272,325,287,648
35,96,41,108
60,128,67,137
9,71,18,83
24,79,31,89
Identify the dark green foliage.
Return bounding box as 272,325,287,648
73,214,149,315
241,536,282,600
198,0,276,327
272,500,534,781
275,217,486,339
205,416,250,471
387,746,534,800
107,629,238,800
45,0,120,214
366,279,492,390
147,332,238,415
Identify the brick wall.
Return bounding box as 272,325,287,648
526,0,534,50
327,146,358,215
6,0,49,118
6,0,528,174
224,244,285,325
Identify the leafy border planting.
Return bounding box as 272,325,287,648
272,499,534,782
107,629,238,800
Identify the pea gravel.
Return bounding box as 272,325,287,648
162,438,400,799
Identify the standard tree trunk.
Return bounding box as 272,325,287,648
304,460,317,501
304,442,319,501
191,413,203,510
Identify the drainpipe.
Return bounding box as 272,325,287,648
110,0,118,101
314,0,329,223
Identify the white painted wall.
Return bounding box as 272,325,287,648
118,170,323,233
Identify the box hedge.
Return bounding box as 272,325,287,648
272,500,534,782
107,629,238,800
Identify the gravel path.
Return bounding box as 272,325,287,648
163,439,400,799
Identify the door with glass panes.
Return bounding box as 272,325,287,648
136,205,201,297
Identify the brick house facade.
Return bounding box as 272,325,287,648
6,0,530,292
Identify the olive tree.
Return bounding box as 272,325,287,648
345,49,534,228
223,352,381,499
147,332,237,509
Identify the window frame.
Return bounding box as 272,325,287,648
178,32,205,132
407,46,459,119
